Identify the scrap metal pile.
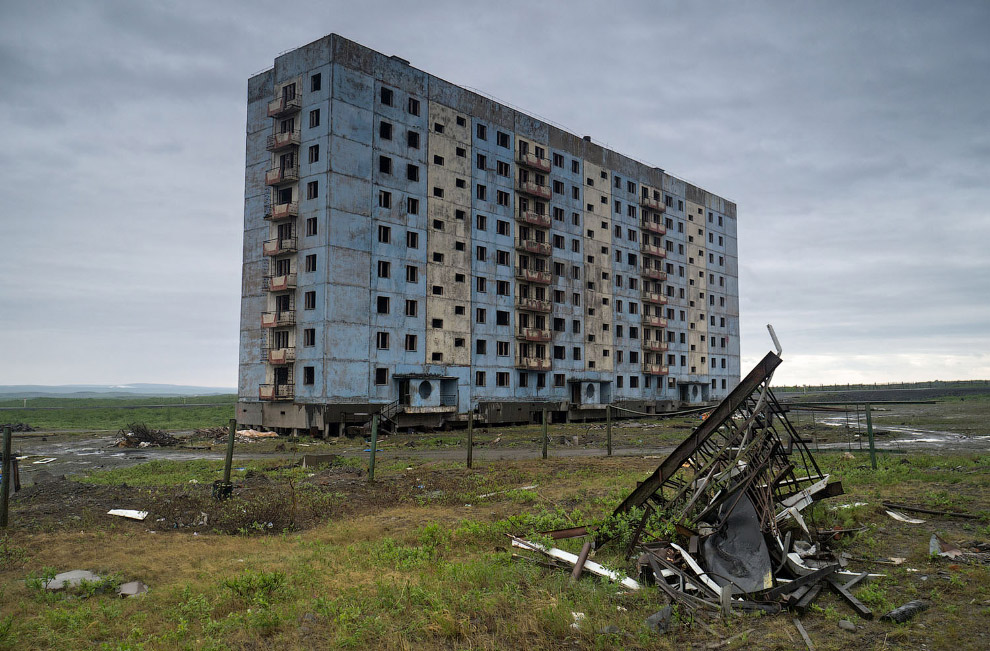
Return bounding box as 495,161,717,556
513,351,881,626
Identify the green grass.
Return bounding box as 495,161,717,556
0,394,236,431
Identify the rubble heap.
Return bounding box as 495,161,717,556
514,351,880,626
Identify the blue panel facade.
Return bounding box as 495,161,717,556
237,34,741,432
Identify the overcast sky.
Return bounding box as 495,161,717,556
1,0,988,388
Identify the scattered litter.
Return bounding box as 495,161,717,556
44,570,102,591
117,581,149,598
882,501,979,520
570,611,585,630
0,422,35,432
236,429,279,439
832,502,868,510
194,512,209,527
930,534,963,559
880,599,929,623
107,509,148,521
32,458,56,465
885,509,925,524
645,605,673,633
478,484,538,499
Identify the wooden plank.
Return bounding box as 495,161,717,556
826,575,873,619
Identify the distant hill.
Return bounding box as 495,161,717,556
0,384,236,399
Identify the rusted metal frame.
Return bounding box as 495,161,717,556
539,525,593,540
571,541,592,580
696,451,776,528
880,501,980,520
626,503,655,553
646,554,721,611
760,564,838,600
609,352,783,519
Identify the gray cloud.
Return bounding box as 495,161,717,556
1,0,988,386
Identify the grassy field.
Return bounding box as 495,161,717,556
1,449,988,650
0,395,237,431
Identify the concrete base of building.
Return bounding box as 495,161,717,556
238,398,707,435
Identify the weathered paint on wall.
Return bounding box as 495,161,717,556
238,34,742,429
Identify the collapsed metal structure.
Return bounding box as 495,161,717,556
513,350,879,622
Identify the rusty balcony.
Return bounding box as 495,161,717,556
641,242,667,258
643,340,669,353
516,238,552,256
266,201,299,221
516,210,551,229
261,310,296,328
267,94,301,118
641,315,668,328
516,179,552,200
640,194,665,212
516,151,551,173
263,237,297,256
641,218,666,235
641,290,667,305
266,129,301,152
641,363,669,376
265,165,299,186
259,383,295,401
641,266,667,281
517,356,552,371
263,273,297,292
516,327,551,342
265,347,296,364
515,296,552,313
514,267,552,285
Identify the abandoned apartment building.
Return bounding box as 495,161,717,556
237,34,740,435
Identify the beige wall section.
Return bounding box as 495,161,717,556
686,200,709,376
425,101,472,366
582,160,614,372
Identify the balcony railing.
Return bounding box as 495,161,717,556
640,194,664,212
641,291,667,305
641,267,667,281
263,237,297,256
514,267,552,285
267,201,298,221
518,356,551,371
516,239,552,256
267,94,301,118
641,218,666,235
515,296,552,313
515,179,552,200
259,383,295,400
641,315,668,328
265,347,296,364
516,210,551,228
263,274,297,292
643,340,669,353
265,165,299,186
516,152,551,173
516,327,551,342
266,129,301,151
261,310,296,328
440,392,458,407
641,243,666,258
641,363,669,376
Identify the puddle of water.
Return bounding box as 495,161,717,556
816,414,986,450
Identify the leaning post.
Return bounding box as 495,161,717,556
606,405,613,457
466,410,474,469
368,414,379,482
865,403,877,470
541,409,548,460
223,418,236,484
0,426,11,528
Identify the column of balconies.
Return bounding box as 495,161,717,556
514,150,554,372
260,87,301,401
